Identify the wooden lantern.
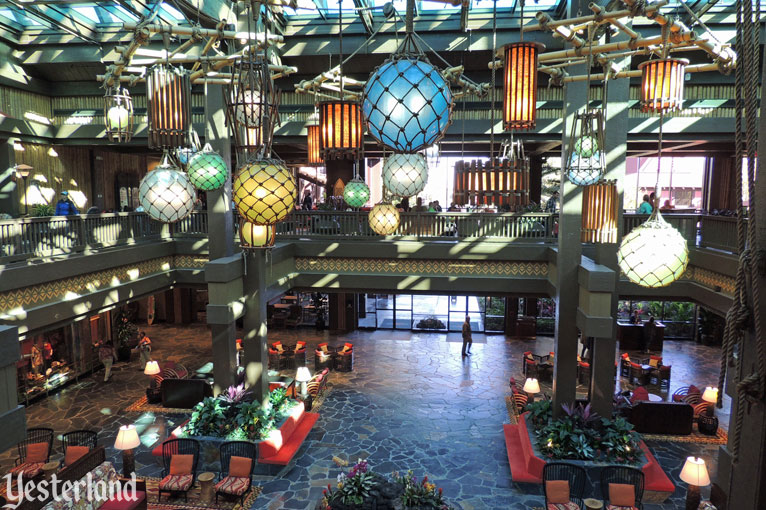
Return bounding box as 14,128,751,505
146,64,191,149
319,100,363,160
503,42,543,131
453,158,530,209
639,58,688,113
306,121,323,166
581,180,618,243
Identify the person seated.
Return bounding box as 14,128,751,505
629,309,642,324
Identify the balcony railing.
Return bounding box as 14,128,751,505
0,210,744,264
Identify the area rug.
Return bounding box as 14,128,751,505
642,427,728,445
144,476,261,510
125,396,193,414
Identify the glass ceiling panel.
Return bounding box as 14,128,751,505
73,6,100,23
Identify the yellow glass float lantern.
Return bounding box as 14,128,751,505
368,202,400,236
233,159,297,225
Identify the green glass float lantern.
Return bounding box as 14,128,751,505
187,144,228,191
343,176,370,208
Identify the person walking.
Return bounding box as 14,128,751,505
643,316,657,353
94,340,115,382
54,191,79,216
136,331,152,369
545,191,559,213
461,315,473,356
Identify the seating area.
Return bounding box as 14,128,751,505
10,427,100,481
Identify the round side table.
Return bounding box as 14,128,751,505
698,414,719,436
42,461,59,481
198,472,215,504
584,498,604,510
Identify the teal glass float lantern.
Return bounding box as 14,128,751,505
343,176,370,208
187,144,228,191
139,152,196,223
363,56,453,153
565,111,605,186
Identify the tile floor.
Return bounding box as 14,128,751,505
0,323,727,510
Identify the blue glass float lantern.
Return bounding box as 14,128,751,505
363,56,453,153
566,111,605,186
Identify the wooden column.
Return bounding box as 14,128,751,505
243,250,269,404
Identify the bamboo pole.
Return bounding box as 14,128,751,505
97,64,297,84
589,4,639,40
523,1,668,32
559,62,723,83
122,22,284,44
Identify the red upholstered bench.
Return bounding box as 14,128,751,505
99,490,147,510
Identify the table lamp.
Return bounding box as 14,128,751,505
523,378,541,403
680,456,710,510
114,424,141,477
296,366,312,399
144,360,161,384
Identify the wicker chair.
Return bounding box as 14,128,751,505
525,359,539,379
61,430,98,466
600,465,645,509
216,441,257,505
314,343,334,371
672,385,701,403
293,341,307,366
335,343,354,372
285,305,303,328
159,438,200,501
522,351,533,375
620,354,632,378
12,427,54,480
543,462,587,509
512,393,528,413
268,341,290,370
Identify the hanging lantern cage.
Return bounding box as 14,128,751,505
639,58,688,114
319,100,363,160
146,64,192,149
240,221,276,248
368,202,401,236
565,110,606,186
453,141,529,209
233,158,297,225
225,54,280,164
306,112,323,166
503,42,543,131
104,87,134,143
343,176,370,208
581,180,618,243
138,152,196,223
382,153,428,198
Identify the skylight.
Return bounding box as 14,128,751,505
160,2,186,21
73,6,99,23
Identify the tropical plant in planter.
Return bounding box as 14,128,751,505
324,459,378,508
113,311,138,361
393,470,451,509
186,397,227,437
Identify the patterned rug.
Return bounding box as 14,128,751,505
125,396,193,414
144,476,261,510
642,427,728,444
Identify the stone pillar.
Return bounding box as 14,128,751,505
0,139,19,216
552,61,587,417
242,250,269,404
0,326,26,452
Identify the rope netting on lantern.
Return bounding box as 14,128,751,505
139,151,196,223
382,153,428,198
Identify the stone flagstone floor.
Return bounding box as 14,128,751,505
0,323,725,510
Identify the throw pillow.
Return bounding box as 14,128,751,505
631,386,650,403
64,446,90,466
320,345,328,353
275,343,284,352
609,483,636,507
545,480,570,504
689,385,701,395
649,358,659,368
169,454,194,475
26,442,48,463
229,456,252,478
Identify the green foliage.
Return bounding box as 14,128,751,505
30,204,54,217
526,399,552,427
186,397,227,437
268,387,287,409
113,311,138,348
393,470,451,509
329,460,377,505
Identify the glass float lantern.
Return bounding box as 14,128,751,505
503,42,543,131
565,111,605,186
363,56,453,153
240,221,275,248
146,64,192,149
306,112,323,166
639,58,688,114
187,144,228,191
233,159,297,225
138,152,196,223
343,176,370,208
319,100,363,160
382,153,428,198
581,180,618,243
104,87,134,143
617,210,689,287
368,202,400,236
175,131,201,169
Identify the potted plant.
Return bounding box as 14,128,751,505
323,460,379,510
113,311,138,361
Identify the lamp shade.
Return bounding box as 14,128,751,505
581,180,618,243
319,100,363,160
104,88,134,143
382,154,428,198
503,42,542,131
144,360,161,376
146,64,191,149
187,144,228,191
240,221,275,248
233,159,296,225
679,457,710,486
368,203,400,235
617,211,689,288
306,118,323,166
363,57,453,153
639,58,687,114
138,158,196,223
295,366,312,383
702,387,719,403
343,177,370,208
523,378,540,394
114,425,141,450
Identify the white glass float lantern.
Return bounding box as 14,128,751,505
138,153,196,223
368,202,400,235
565,111,606,186
233,159,296,225
382,153,428,198
617,210,689,287
104,87,134,143
343,176,370,208
240,221,275,248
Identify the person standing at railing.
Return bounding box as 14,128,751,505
54,191,79,216
637,194,653,214
545,191,559,213
302,191,313,211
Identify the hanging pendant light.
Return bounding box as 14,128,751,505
617,210,689,287
187,143,228,191
382,153,428,198
319,100,363,160
233,159,297,225
565,111,605,186
368,202,400,235
503,42,543,131
343,176,370,208
139,152,196,223
104,87,134,143
582,180,618,243
240,221,275,248
639,58,688,114
147,64,192,149
306,112,323,166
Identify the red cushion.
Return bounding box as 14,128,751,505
631,387,650,403
545,480,570,504
229,456,252,478
215,476,250,496
64,446,89,466
280,402,305,440
609,483,636,507
169,454,193,475
580,362,590,368
26,443,48,463
100,491,146,510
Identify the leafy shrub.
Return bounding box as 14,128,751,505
326,459,377,505
393,470,451,509
416,317,446,330
31,204,54,217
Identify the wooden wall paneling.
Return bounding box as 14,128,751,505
15,143,91,211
